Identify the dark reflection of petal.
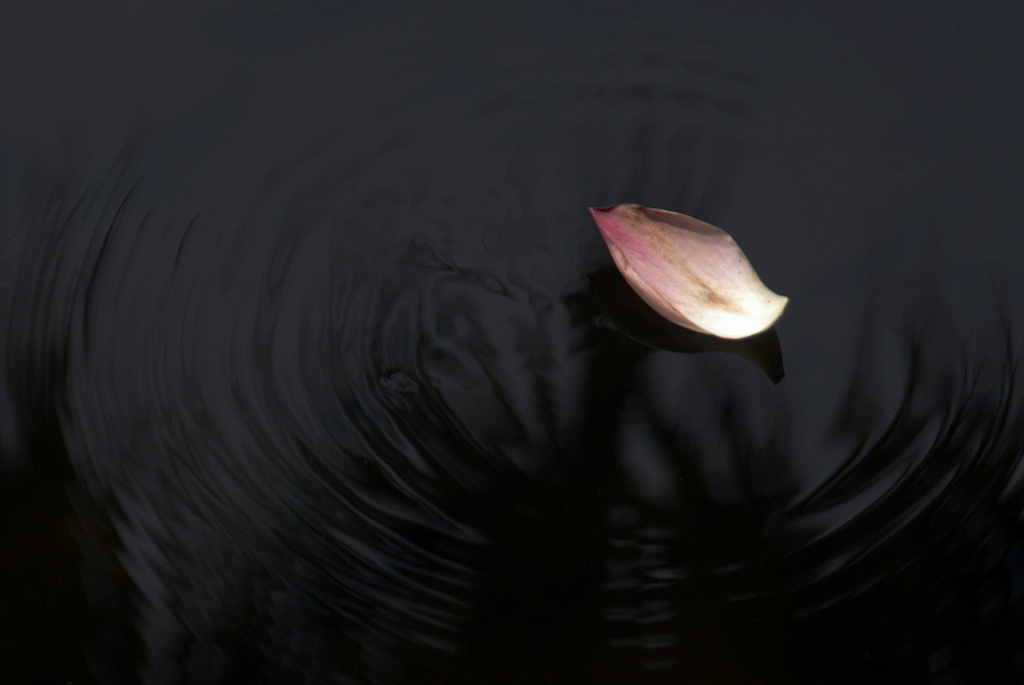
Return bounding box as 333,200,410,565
589,266,785,383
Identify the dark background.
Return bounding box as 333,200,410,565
1,1,1023,683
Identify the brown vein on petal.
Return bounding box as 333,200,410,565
692,278,732,308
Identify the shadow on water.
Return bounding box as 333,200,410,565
1,12,1023,685
589,266,785,383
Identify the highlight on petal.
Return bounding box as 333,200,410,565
589,204,788,340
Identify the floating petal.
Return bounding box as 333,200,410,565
589,204,788,339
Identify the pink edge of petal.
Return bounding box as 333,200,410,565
589,207,692,327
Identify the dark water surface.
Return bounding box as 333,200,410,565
2,1,1023,683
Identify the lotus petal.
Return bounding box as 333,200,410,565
589,204,788,339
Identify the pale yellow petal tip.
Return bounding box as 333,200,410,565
589,204,788,340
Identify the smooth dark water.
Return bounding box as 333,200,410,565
1,1,1023,683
